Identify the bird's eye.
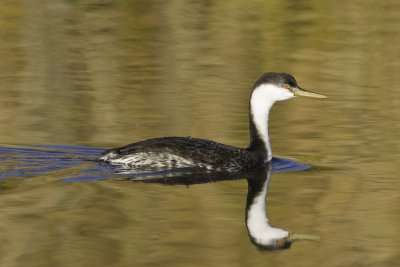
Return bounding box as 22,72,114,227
282,84,291,90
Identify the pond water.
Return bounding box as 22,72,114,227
0,1,399,266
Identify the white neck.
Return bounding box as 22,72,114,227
250,95,273,161
246,170,289,246
250,84,294,161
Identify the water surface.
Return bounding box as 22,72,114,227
0,1,399,266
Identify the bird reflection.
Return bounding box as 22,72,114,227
119,162,319,250
245,165,292,250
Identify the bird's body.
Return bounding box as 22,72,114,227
99,136,264,172
99,72,326,172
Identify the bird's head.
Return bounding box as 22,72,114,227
252,72,327,103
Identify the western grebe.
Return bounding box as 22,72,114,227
99,72,326,171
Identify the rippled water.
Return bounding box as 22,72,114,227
0,1,399,266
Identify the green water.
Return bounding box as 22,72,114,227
0,1,399,266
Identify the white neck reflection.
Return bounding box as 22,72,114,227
246,168,289,248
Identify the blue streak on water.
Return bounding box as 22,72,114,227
0,145,311,183
0,145,104,180
272,157,310,173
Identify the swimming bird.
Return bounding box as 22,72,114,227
98,72,326,172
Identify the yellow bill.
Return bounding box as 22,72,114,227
292,87,327,98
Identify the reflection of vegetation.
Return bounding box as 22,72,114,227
0,181,15,191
